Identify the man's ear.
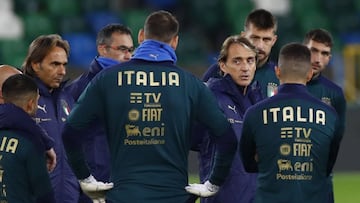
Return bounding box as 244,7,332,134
97,44,107,56
306,69,314,82
275,66,281,80
138,28,145,44
219,62,226,73
170,35,179,50
31,62,40,73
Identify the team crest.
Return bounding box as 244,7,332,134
267,83,278,97
321,97,332,106
61,99,71,116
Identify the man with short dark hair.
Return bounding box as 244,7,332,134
303,28,346,203
0,74,55,202
240,43,343,203
63,10,237,203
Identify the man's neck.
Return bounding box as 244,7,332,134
257,58,268,68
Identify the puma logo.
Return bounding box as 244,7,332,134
37,104,47,113
149,54,159,60
227,105,237,113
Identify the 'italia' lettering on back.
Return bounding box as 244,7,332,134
118,71,180,86
0,137,18,153
262,106,325,125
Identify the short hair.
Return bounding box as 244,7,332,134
144,10,179,43
96,24,133,46
278,43,311,79
218,35,258,63
303,28,333,48
244,9,277,33
2,74,38,105
22,34,70,77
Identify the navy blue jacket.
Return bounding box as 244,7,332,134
0,103,55,203
240,84,342,203
195,75,263,203
33,77,80,203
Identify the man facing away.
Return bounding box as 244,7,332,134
62,10,237,203
202,8,279,98
0,65,57,173
66,24,134,203
303,28,346,203
0,74,55,202
240,43,343,203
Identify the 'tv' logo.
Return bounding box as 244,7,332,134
37,104,47,113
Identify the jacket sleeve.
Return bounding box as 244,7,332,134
327,117,344,176
239,110,258,172
194,82,237,186
62,77,103,179
26,141,55,203
38,125,54,150
208,126,237,185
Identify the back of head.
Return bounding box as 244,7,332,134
303,28,333,48
245,8,277,32
2,74,38,108
278,43,311,81
0,65,22,91
144,10,179,43
96,23,133,46
22,34,70,77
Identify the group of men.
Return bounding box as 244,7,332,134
0,7,345,203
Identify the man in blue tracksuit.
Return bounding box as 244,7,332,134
23,34,80,203
240,43,343,203
194,36,263,203
303,28,346,203
66,24,133,202
202,9,279,98
62,10,237,203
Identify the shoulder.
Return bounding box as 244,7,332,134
318,76,344,92
0,130,44,154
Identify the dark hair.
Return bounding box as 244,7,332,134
2,74,38,104
303,28,333,48
218,35,258,63
245,9,277,33
278,43,311,77
22,34,70,77
144,10,179,43
96,23,133,46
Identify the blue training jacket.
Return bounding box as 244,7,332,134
194,75,263,203
33,77,80,203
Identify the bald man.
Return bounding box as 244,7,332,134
0,64,22,103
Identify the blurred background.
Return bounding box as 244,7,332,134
1,0,360,172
